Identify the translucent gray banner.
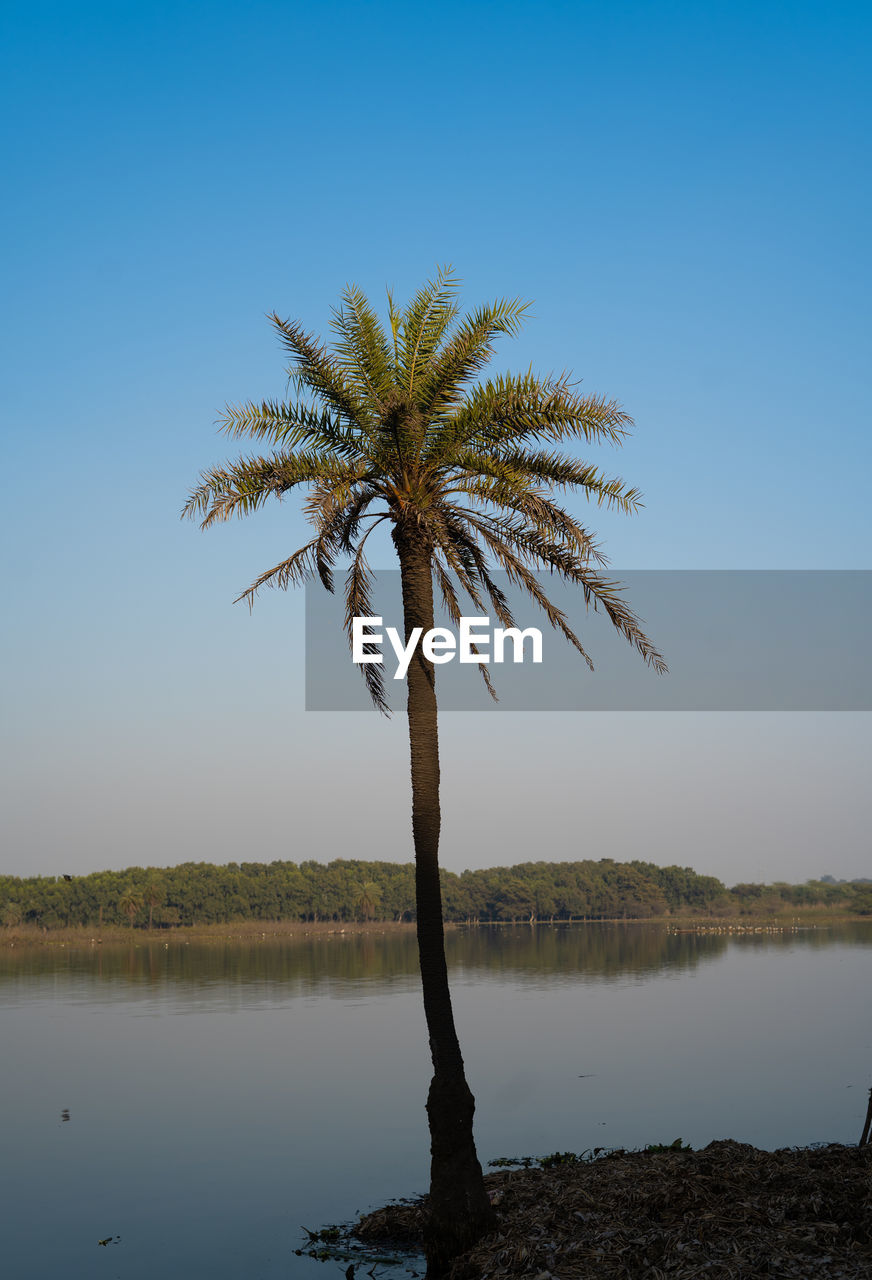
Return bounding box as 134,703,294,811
305,571,872,711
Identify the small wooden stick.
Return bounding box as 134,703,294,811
859,1086,872,1147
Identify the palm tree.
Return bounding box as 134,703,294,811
355,880,382,921
183,268,665,1275
118,890,141,928
143,880,164,931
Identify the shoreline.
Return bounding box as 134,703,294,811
344,1140,872,1278
2,912,869,950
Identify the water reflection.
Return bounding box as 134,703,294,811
1,922,869,1280
1,921,868,998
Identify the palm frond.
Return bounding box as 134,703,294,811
386,287,402,366
460,507,665,671
234,537,329,608
442,449,607,548
481,448,643,514
344,543,390,715
565,569,668,673
431,554,498,701
218,399,360,458
417,297,531,418
269,313,373,429
302,474,379,531
428,506,515,631
430,373,633,461
453,518,596,671
330,283,396,404
396,265,463,396
182,451,367,528
454,495,608,567
307,483,390,559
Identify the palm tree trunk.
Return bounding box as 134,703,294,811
394,530,494,1276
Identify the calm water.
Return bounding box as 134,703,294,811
1,923,870,1278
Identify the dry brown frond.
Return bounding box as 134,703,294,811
355,1141,872,1280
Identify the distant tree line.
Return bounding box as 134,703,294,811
1,859,871,930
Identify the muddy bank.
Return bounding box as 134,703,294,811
355,1140,871,1278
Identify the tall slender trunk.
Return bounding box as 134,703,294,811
394,528,494,1277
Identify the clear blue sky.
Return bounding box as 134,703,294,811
2,0,869,883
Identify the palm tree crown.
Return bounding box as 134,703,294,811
183,267,665,704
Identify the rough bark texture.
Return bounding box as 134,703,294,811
394,526,495,1278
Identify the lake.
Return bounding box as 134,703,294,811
1,922,869,1278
